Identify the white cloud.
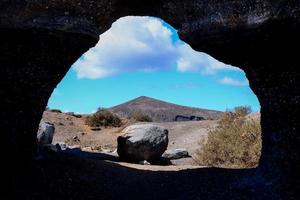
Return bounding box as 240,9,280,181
219,77,249,86
176,43,238,74
73,16,238,79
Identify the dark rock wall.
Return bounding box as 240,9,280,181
0,29,97,162
1,0,299,199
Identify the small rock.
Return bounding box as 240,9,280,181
57,142,67,150
91,127,101,131
73,136,80,142
67,145,81,152
37,121,55,145
162,149,190,160
139,160,151,165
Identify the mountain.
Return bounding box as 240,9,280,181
108,96,223,122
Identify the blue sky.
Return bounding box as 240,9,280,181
47,16,260,114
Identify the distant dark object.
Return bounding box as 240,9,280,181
66,112,82,118
97,107,107,112
91,127,101,131
49,109,62,113
174,115,205,122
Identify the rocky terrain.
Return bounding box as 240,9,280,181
42,110,123,151
29,108,262,200
42,97,262,166
42,108,218,166
108,96,222,122
42,97,223,164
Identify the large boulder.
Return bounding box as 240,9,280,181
117,124,168,162
37,121,55,146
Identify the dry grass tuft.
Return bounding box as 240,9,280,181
194,106,262,168
85,109,122,128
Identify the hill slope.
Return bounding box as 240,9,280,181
108,96,222,122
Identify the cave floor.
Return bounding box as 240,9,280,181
11,151,263,200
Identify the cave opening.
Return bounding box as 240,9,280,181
2,1,298,198
39,16,262,169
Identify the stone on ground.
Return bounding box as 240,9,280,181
117,124,168,162
162,149,190,160
37,121,55,145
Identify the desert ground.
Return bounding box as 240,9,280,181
24,103,262,200
42,110,219,166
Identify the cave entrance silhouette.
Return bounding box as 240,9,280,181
2,2,299,199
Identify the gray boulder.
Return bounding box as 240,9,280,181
162,149,190,160
117,124,168,162
37,121,55,145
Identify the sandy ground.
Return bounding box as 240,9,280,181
151,121,218,164
42,111,124,150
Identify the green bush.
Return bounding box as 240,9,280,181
131,111,152,122
194,106,261,168
85,110,122,127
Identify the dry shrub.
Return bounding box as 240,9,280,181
194,106,262,168
85,110,122,127
131,111,152,122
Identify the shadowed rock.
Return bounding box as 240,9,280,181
37,121,55,146
162,149,190,160
117,124,169,162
